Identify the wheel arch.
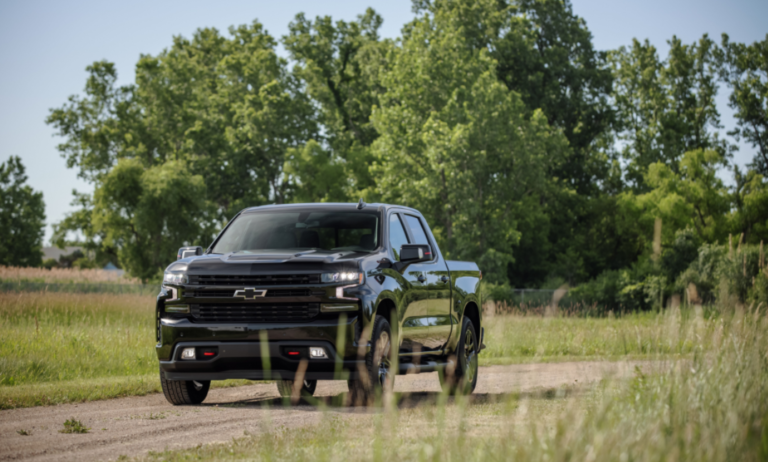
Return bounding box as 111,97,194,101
463,301,481,340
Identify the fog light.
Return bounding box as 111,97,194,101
181,347,196,360
310,347,328,359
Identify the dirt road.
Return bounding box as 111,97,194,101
0,361,648,461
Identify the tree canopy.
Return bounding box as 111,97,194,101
0,156,45,267
44,1,768,297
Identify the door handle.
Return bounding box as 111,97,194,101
440,276,449,283
417,274,426,283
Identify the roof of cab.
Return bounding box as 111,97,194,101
240,202,421,215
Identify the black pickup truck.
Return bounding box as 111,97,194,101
156,201,483,405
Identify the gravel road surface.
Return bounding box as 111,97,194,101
0,361,648,461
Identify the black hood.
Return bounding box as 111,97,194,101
169,249,367,276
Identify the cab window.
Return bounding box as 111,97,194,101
388,214,410,261
404,215,434,260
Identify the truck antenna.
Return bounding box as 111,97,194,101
357,198,366,210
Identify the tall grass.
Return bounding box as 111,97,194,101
0,292,156,385
482,309,700,364
0,292,256,408
141,307,768,462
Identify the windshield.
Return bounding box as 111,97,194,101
211,210,380,254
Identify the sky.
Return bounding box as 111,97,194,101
0,0,766,245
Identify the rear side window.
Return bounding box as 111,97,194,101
388,214,410,261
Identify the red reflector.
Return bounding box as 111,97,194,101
203,352,215,356
288,351,300,356
425,252,431,255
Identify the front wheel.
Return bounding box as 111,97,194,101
439,317,478,395
347,315,393,406
159,367,210,405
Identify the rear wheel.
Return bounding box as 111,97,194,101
277,379,317,398
159,368,210,405
347,315,393,406
439,317,478,395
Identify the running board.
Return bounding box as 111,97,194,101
398,360,453,374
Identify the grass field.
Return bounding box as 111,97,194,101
0,266,141,284
0,291,746,411
0,292,250,408
136,307,768,462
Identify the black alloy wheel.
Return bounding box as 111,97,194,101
348,315,393,406
439,317,479,395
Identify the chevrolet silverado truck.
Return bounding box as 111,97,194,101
156,201,483,405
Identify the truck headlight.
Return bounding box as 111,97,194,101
321,272,364,284
163,272,188,285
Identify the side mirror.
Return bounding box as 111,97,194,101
178,246,203,260
399,244,432,263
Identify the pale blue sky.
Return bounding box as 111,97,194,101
0,0,766,244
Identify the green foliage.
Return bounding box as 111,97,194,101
722,33,768,175
283,140,346,202
611,35,729,190
59,418,89,434
47,22,315,279
0,156,45,267
91,159,208,281
283,9,387,198
371,9,568,282
43,4,768,292
631,149,730,245
568,260,658,312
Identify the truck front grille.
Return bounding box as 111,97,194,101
190,303,320,323
190,274,320,286
187,288,313,298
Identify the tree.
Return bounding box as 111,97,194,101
413,0,614,194
0,156,46,267
48,21,316,278
283,9,389,198
91,159,208,281
611,35,729,190
722,34,768,175
371,10,568,282
628,149,731,248
730,167,768,245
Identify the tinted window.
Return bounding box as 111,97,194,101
404,215,433,260
211,211,379,254
388,214,410,261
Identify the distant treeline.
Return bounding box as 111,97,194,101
29,0,767,307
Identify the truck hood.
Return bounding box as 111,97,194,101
169,249,368,275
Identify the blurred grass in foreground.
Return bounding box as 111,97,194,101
140,307,768,462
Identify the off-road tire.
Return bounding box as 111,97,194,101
439,317,478,395
347,315,393,406
159,367,210,405
277,379,317,398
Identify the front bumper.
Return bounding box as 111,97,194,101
157,315,363,381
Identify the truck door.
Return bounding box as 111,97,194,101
401,214,452,351
387,213,430,353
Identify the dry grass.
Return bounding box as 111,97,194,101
0,266,140,284
141,308,768,462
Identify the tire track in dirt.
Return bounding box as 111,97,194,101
0,361,654,461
